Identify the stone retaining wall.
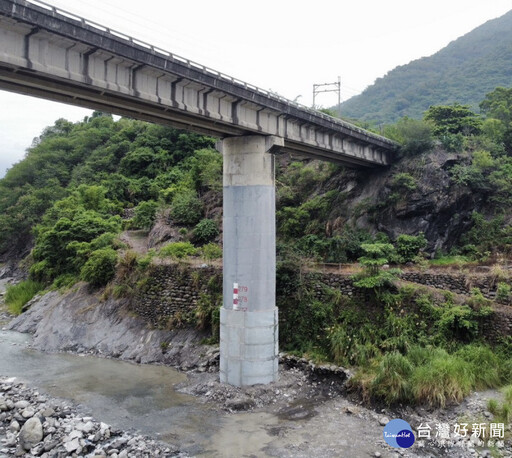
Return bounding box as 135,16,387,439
130,264,511,339
480,306,512,342
131,264,219,327
399,272,501,300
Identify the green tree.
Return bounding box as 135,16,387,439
394,234,427,263
424,104,482,136
480,87,512,153
170,191,203,225
80,248,118,286
383,117,433,156
132,200,159,230
193,219,219,245
352,243,400,293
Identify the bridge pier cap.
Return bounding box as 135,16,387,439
217,135,283,387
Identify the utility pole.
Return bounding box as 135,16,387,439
313,76,341,117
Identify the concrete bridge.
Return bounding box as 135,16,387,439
0,0,397,387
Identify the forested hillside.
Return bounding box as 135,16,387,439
0,114,220,282
338,9,512,124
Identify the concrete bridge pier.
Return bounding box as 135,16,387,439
217,135,283,387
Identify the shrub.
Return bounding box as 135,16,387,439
132,200,159,230
4,280,44,315
29,260,53,283
195,274,223,342
439,133,466,152
52,274,78,289
391,173,417,192
159,241,197,259
436,305,480,342
137,249,156,270
496,282,512,304
80,248,118,286
193,219,219,245
170,191,203,225
201,243,222,260
383,117,433,156
394,234,427,263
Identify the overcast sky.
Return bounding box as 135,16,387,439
1,0,511,177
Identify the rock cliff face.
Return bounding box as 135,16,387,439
323,149,487,253
7,284,218,371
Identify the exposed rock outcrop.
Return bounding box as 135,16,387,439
7,284,219,372
325,149,491,252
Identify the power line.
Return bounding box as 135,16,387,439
313,77,341,116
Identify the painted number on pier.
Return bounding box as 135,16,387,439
233,283,249,311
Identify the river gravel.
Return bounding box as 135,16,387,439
0,376,189,458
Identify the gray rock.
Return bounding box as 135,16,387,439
19,416,43,451
66,430,83,441
379,416,390,426
21,407,35,418
76,420,95,433
64,437,81,453
225,397,256,411
43,434,59,452
109,437,128,449
41,407,55,418
5,432,17,446
14,400,29,409
9,420,20,432
30,442,45,456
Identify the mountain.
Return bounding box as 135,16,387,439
338,10,512,124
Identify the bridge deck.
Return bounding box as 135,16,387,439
0,0,397,166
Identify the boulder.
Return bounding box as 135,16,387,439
19,416,43,451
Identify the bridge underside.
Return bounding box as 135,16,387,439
0,66,374,166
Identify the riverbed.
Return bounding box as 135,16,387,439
0,329,400,457
0,278,507,457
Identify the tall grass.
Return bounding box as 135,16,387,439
487,384,512,424
455,344,502,389
352,343,510,407
4,280,44,315
411,353,474,407
429,255,472,267
370,352,413,404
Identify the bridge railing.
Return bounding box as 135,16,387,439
16,0,393,145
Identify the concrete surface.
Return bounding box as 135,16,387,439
0,0,396,166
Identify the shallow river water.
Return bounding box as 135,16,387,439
0,329,392,457
0,330,225,455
